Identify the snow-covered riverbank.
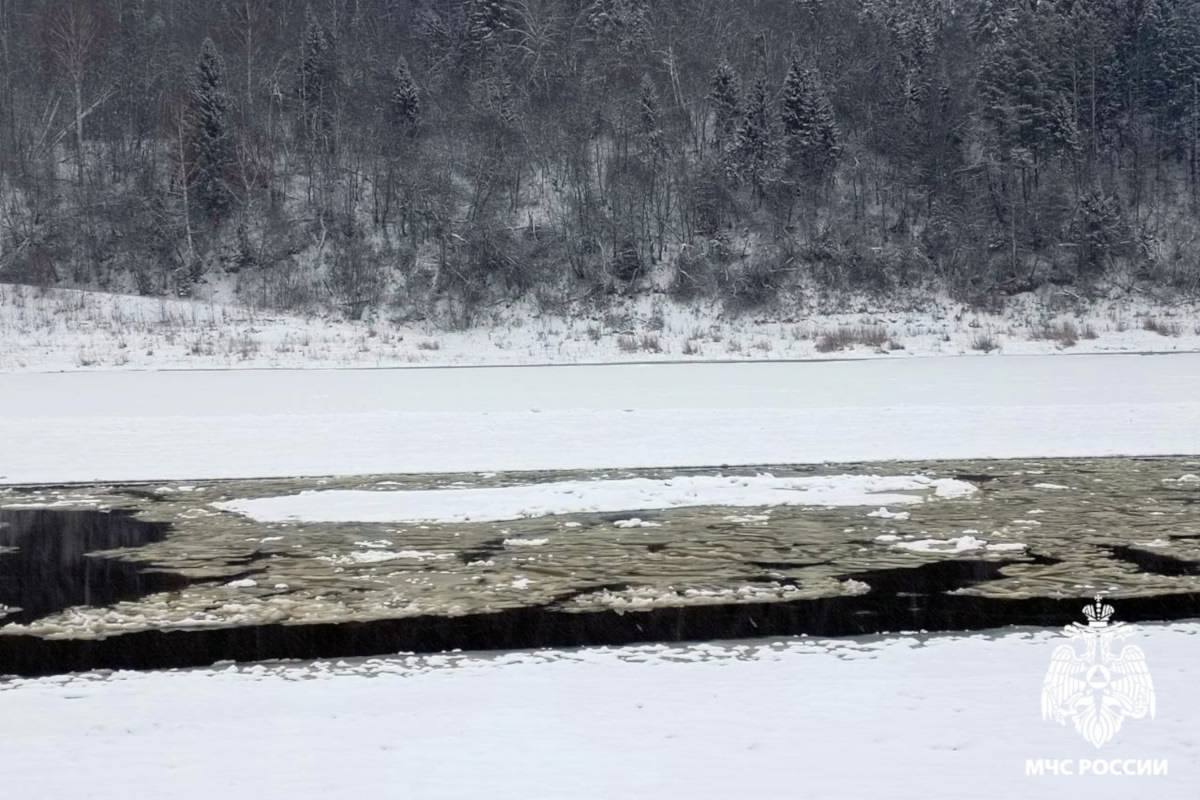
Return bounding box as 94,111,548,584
4,282,1200,372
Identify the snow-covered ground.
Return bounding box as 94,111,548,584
2,624,1195,799
3,354,1199,483
4,282,1200,371
215,474,976,523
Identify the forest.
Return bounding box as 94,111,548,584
1,0,1199,318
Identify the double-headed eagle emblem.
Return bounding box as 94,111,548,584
1040,595,1156,748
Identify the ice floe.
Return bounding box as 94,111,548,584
214,474,977,524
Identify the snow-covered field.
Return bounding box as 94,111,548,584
4,282,1200,371
2,624,1195,799
3,353,1199,483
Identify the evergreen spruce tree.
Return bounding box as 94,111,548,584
709,59,742,153
970,0,1017,46
976,12,1072,161
299,6,328,99
467,0,520,53
734,66,775,198
638,74,664,157
390,56,421,132
188,37,234,223
779,52,839,182
1154,0,1200,150
299,6,334,142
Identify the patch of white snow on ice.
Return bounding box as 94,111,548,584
213,474,977,524
612,518,662,528
894,535,988,553
867,507,910,520
317,550,454,565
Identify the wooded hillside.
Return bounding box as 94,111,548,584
1,0,1198,316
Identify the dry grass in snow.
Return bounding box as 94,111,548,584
3,282,1200,372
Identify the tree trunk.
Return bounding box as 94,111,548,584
73,75,84,185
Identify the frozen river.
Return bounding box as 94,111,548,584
1,624,1196,799
1,457,1198,675
1,355,1198,797
3,353,1200,483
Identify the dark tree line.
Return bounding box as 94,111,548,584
1,0,1200,316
